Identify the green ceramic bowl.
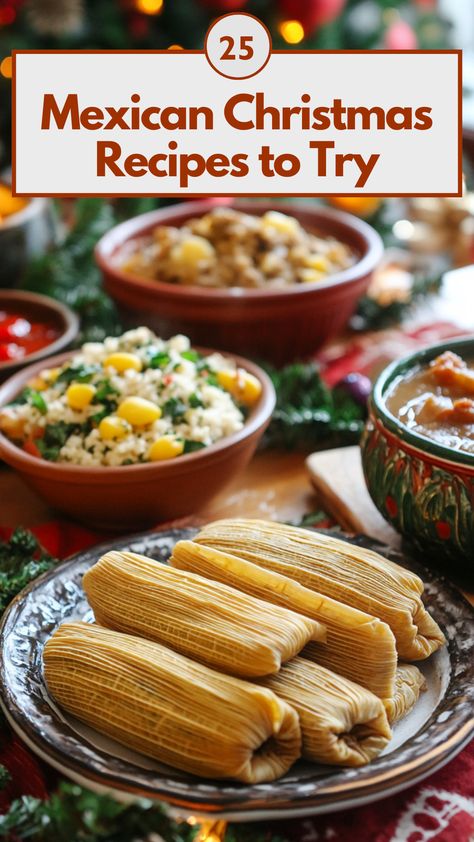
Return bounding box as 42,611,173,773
361,336,474,565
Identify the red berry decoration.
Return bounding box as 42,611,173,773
336,372,372,408
384,19,418,49
278,0,346,35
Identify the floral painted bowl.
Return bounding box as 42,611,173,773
361,336,474,565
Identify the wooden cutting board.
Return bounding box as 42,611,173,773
306,445,401,547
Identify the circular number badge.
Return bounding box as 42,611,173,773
205,13,272,81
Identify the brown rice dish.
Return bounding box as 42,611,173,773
120,207,355,289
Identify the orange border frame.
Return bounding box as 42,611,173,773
11,47,463,199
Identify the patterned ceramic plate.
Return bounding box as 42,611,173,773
0,528,473,822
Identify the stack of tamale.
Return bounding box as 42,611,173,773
43,517,444,783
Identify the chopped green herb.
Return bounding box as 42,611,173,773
148,351,171,369
189,392,204,409
183,439,206,454
206,373,219,387
92,379,119,404
9,388,30,406
162,397,187,420
57,363,99,385
24,388,48,415
36,421,76,461
181,350,200,363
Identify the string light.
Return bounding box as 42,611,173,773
279,19,305,44
168,44,183,50
135,0,163,14
0,56,12,78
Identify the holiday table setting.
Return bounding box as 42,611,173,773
0,2,474,841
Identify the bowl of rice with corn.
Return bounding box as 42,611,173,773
96,200,383,365
0,327,274,529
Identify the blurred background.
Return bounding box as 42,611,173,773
0,0,473,346
0,0,472,171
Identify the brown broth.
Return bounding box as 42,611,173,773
386,352,474,454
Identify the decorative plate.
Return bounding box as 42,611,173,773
0,528,473,822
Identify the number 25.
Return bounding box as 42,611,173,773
219,35,254,61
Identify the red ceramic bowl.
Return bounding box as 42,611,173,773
0,349,275,530
96,200,383,366
0,290,79,383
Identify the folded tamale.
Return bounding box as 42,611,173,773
384,664,427,724
44,623,302,783
260,657,391,767
171,540,397,699
83,551,323,678
195,519,445,661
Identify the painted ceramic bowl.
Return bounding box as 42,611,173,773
95,199,383,365
361,337,474,565
0,350,275,530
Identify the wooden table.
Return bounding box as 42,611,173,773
0,451,318,530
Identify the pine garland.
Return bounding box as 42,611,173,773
264,362,365,450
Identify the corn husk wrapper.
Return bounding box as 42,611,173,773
44,623,301,783
385,664,427,724
83,551,322,678
195,519,445,661
260,657,391,767
171,540,397,699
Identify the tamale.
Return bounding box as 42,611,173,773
171,540,397,699
44,623,302,783
195,519,445,661
261,658,391,767
83,551,322,678
384,664,427,724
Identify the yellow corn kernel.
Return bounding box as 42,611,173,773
117,396,161,426
216,369,235,393
27,376,47,392
45,367,61,384
66,383,96,410
217,369,262,406
104,352,142,373
304,254,330,273
299,268,325,284
148,436,184,461
171,236,215,268
262,211,300,237
98,415,131,440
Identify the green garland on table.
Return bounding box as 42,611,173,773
22,199,121,344
264,363,366,450
0,528,56,614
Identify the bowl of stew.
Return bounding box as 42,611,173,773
96,199,383,365
361,336,474,565
0,290,79,382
